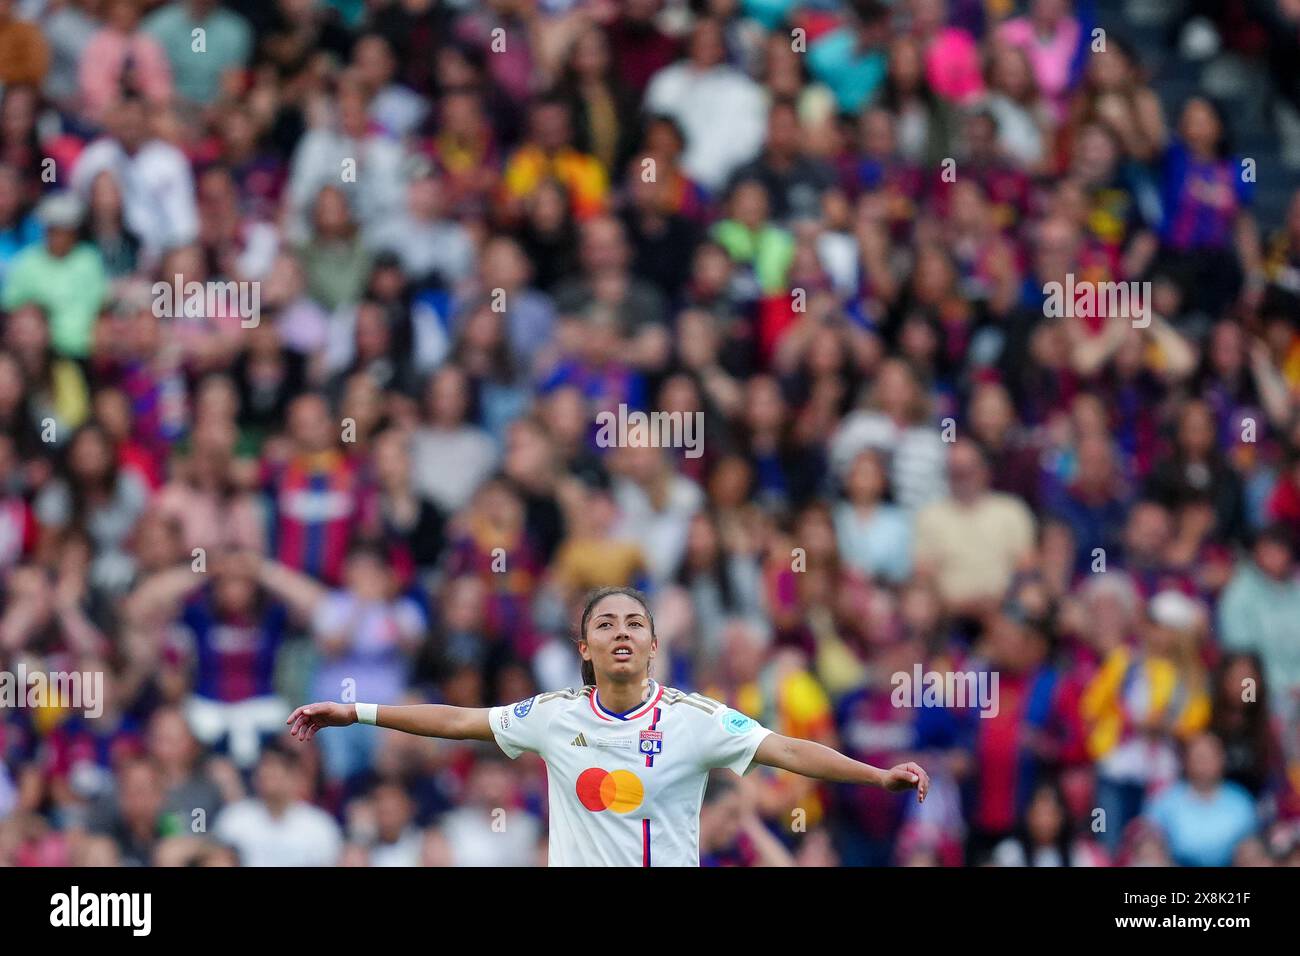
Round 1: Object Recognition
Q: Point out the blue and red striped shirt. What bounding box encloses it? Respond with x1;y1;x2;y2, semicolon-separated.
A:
264;451;373;586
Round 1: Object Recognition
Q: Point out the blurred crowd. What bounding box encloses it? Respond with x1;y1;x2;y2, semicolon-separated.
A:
1;0;1300;867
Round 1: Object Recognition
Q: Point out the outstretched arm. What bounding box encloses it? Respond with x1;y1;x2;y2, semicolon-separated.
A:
286;701;495;742
752;733;930;803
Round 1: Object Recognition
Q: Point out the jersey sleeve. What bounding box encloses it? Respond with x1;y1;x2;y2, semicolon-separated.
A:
696;705;774;776
488;696;551;760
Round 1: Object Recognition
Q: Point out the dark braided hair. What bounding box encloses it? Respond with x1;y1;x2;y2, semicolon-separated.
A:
576;586;655;687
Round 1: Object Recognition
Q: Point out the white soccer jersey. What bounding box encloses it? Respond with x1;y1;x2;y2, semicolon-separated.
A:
488;680;772;867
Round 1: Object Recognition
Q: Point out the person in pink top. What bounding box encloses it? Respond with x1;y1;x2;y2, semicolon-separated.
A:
78;0;173;122
908;0;985;105
154;415;266;558
997;0;1082;121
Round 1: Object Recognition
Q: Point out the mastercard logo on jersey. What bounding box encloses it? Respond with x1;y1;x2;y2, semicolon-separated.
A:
576;768;644;813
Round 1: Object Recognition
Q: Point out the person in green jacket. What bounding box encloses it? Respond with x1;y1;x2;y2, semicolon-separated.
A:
295;185;373;312
1217;524;1300;758
711;176;795;295
1;192;107;360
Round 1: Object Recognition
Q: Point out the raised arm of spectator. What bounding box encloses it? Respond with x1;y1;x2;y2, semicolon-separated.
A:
0;570;51;652
629;323;672;371
733;776;795;866
1235;211;1265;297
1121;230;1160;287
1133;87;1168;161
52;575;108;660
1068;312;1129;377
257;556;330;623
772;312;818;376
986;237;1022;317
123;565;208;628
529;5;589;88
857;220;899;306
1248;338;1295;429
1146;314;1197;381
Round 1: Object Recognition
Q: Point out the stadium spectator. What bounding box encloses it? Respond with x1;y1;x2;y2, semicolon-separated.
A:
0;0;1297;870
142;0;252;108
146;706;226;836
357;778;423;867
833;448;912;583
286;77;406;243
0;0;48;88
364;162;474;289
1145;731;1258;867
410;364;499;513
644;16;767;191
71;94;198;260
803;0;891;113
422;755;542;867
213;742;342;866
2;193;106;361
995;0;1080;120
1083;590;1212;852
260;543;426;780
1217;525;1300;757
86;757;166;866
913;438;1036;615
990;779;1108;866
700;770;796;866
502;95;609;225
125;549;290;766
78;0;172;122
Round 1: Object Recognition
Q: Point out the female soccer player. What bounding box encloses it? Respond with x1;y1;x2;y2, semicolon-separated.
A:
287;586;930;866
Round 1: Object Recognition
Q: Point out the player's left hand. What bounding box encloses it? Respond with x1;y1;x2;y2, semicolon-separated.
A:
882;762;930;803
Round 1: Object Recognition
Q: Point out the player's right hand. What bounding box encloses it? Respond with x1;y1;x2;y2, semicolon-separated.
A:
286;701;355;741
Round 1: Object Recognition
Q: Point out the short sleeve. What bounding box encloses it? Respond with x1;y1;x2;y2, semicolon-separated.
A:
488;696;550;760
697;706;773;776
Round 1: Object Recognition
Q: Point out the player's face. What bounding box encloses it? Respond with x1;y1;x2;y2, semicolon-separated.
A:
581;594;656;682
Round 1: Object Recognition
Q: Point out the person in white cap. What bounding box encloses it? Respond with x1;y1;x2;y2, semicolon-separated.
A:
0;191;108;360
1081;586;1211;854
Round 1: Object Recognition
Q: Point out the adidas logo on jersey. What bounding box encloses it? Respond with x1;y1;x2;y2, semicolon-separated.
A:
570;734;588;747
